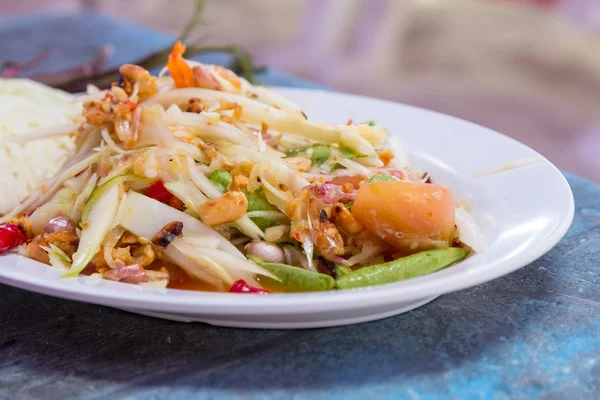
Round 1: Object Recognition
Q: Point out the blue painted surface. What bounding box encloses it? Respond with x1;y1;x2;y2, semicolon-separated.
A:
0;14;598;400
0;12;323;90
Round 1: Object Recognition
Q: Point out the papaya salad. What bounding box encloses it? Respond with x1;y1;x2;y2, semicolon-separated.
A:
0;41;484;293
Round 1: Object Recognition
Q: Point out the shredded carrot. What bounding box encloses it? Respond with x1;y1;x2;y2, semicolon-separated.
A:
167;40;196;88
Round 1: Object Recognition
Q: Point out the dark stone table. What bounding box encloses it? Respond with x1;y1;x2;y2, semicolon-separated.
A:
1;13;598;400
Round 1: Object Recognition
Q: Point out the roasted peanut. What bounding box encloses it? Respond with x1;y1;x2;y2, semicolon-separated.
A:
119;64;157;98
198;191;248;226
230;174;249;191
230;162;254;177
111;247;134;266
264;225;290;243
45;229;79;245
197;141;218;161
331;203;363;234
111;86;129;102
119;231;139;245
43;228;79;259
187;97;206;113
84;104;112;125
132;244;156;267
26;237;50;264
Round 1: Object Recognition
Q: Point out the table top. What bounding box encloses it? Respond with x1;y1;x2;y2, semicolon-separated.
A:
1;13;599;400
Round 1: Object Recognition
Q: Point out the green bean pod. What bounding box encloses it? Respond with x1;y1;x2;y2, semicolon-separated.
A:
334;264;352;279
249;256;335;292
336;248;469;289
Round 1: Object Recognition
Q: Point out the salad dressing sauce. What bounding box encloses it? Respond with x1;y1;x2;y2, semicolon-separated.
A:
151;260;220;292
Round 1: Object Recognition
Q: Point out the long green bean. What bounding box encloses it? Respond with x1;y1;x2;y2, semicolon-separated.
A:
249;256;335;292
336;248;469;289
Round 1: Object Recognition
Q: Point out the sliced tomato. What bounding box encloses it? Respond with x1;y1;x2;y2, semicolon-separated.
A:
144;180;174;203
228;280;270;294
352;181;456;252
327;175;364;189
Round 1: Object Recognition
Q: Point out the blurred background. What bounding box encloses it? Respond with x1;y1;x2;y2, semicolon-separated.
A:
1;0;600;182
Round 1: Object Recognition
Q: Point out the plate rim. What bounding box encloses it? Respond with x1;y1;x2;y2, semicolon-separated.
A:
0;87;575;315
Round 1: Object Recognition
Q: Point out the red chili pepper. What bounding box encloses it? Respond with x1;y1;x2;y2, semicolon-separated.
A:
144;180;174;203
0;223;27;253
123;100;137;110
228;280;270;294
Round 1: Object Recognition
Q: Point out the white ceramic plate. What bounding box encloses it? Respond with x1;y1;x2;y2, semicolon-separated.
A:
0;88;574;329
